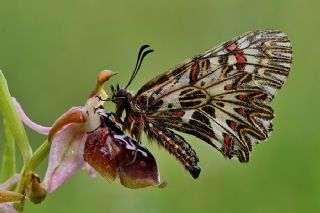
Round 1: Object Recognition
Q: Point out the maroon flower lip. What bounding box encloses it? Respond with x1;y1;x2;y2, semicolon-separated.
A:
84;113;166;189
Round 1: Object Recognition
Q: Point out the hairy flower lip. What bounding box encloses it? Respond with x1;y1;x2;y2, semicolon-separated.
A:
84;114;166;189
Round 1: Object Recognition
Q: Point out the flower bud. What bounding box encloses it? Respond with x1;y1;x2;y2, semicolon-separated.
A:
25;174;47;204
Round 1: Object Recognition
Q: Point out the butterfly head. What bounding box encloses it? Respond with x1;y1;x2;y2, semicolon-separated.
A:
110;84;132;117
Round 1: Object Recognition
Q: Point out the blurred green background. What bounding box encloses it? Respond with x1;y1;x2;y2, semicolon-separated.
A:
0;0;319;212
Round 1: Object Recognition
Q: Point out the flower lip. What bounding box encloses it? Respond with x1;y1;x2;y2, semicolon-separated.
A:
84;112;166;189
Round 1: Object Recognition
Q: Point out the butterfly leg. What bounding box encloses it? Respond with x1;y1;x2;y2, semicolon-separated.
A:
126;140;139;166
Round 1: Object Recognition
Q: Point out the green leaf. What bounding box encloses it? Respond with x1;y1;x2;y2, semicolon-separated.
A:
0;70;32;163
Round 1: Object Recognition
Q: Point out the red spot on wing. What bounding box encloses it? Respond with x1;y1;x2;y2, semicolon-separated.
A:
237;108;245;116
231;52;246;71
230;121;236;130
172;111;185;117
225;134;229;145
236;52;247;63
227;43;237;52
223;134;230;156
237;95;247;101
190;63;200;82
225;84;233;91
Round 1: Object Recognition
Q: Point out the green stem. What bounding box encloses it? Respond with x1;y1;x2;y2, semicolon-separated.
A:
14;140;50;212
0;70;34;212
0;118;16;182
29;140;50;171
14;166;28;212
0;70;32;163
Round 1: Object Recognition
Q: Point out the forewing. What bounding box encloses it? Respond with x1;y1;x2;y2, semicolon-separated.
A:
136;30;292;161
137;30;292;100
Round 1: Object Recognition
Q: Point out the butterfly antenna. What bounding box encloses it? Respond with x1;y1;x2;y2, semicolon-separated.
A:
125;45;154;89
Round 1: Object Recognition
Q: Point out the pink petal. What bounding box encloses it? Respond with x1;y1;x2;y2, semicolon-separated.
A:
0;204;19;213
84;163;96;177
0;174;20;190
43;123;87;192
12;98;51;135
48;106;85;141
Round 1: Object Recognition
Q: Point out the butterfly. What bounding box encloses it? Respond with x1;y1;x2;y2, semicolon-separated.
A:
109;30;292;178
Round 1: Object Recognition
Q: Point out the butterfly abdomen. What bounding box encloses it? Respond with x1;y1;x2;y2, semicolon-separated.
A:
147;122;201;178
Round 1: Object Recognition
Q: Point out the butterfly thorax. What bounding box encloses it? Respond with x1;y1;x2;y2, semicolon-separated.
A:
111;87;145;141
111;86;201;178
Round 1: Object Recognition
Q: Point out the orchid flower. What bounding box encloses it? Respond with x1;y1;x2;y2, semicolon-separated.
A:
15;70;166;193
0;69;166;212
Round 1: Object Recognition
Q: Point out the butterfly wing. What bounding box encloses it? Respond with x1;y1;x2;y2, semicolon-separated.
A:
135;30;292;162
